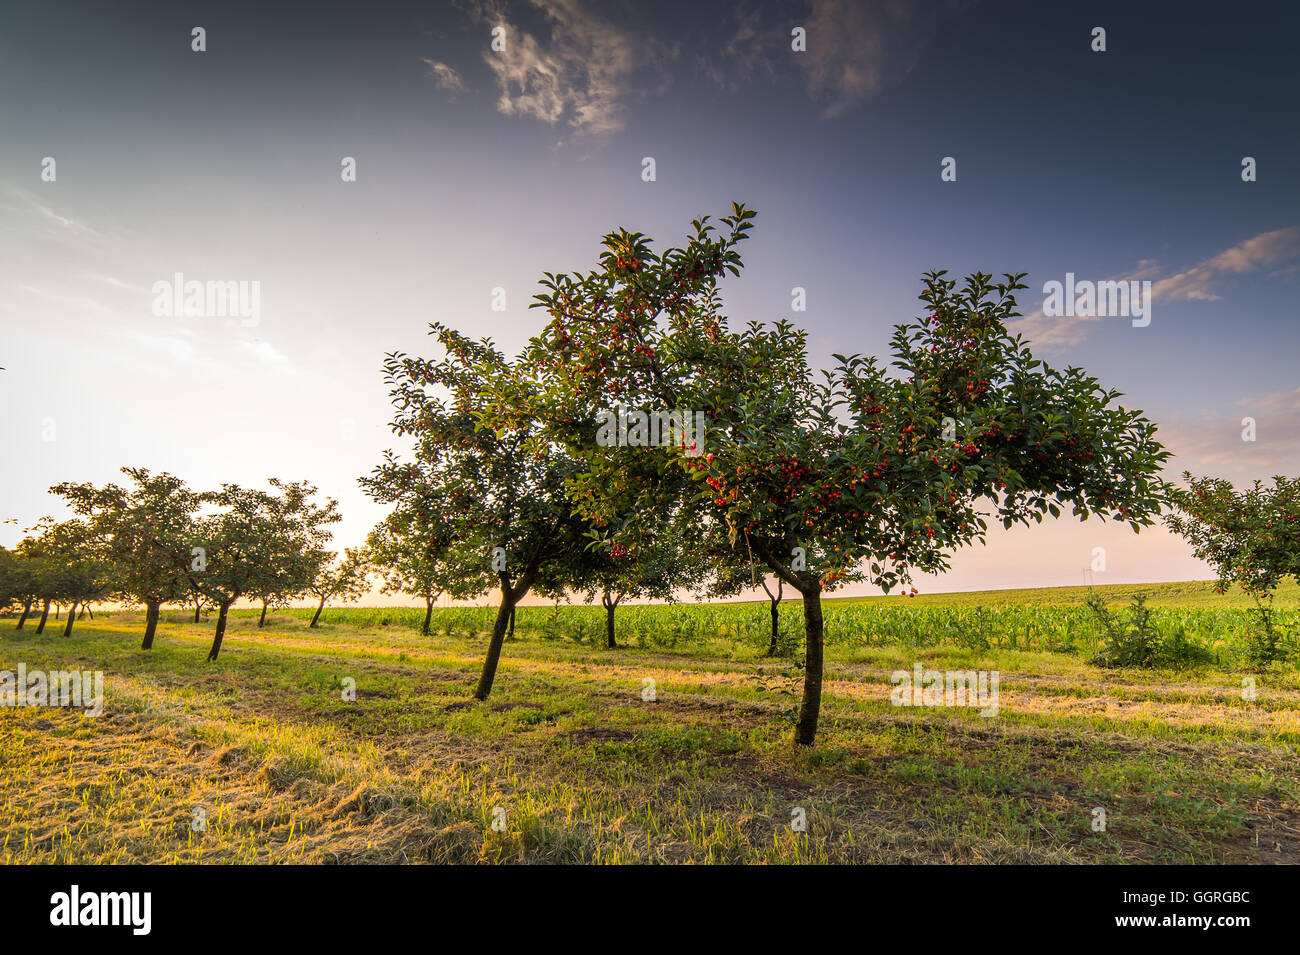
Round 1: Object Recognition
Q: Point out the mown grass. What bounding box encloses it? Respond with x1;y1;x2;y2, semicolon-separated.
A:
3;594;1298;864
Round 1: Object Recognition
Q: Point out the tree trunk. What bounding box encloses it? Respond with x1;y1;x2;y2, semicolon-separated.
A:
63;601;79;637
506;605;516;641
207;601;231;662
142;600;161;650
35;599;51;634
193;597;202;624
794;586;824;746
760;576;784;656
258;600;269;628
475;591;517;701
16;599;32;630
422;595;434;635
603;590;617;649
54;604;60;620
767;598;780;656
310;595;326;628
85;604;94;620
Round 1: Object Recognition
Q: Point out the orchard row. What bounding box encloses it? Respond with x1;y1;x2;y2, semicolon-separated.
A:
5;205;1294;745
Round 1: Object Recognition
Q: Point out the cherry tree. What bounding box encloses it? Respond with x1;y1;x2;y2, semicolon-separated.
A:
520;204;1170;745
51;468;200;649
367;510;482;635
306;546;371;628
30;517;114;638
361;324;590;700
192;480;339;661
0;540;46;630
1167;472;1299;662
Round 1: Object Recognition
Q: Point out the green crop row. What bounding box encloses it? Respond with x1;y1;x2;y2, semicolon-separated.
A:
240;595;1299;669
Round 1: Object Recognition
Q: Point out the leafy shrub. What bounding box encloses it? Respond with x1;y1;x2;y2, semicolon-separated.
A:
1242;600;1295;667
1088;593;1213;669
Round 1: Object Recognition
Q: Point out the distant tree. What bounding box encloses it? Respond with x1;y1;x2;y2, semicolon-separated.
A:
51;468;200;649
0;546;18;616
0;546;13;614
192;480;340;661
570;521;705;649
33;518;114;638
362;324;589;700
186;588;212;624
250;589;285;628
366;480;489;635
13;529;58;634
306;546;371;628
25;521;64;634
758;575;784;655
1167;472;1299;662
246;495;338;630
248;544;326;629
1167;472;1300;596
711;549;786;656
0;543;45;628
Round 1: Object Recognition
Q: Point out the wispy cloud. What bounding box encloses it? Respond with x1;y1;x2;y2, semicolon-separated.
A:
421;58;467;93
798;0;971;118
466;0;640;141
14;283;114;316
700;2;774;91
429;1;968;140
701;0;969;115
236;339;295;371
1243;385;1300;414
1159;389;1300;480
82;272;151;295
1009;226;1300;349
1;186;101;240
35;202;97;236
1151;226;1300;303
117;327;297;379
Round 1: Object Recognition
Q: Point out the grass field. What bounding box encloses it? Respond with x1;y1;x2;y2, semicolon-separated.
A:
2;582;1298;864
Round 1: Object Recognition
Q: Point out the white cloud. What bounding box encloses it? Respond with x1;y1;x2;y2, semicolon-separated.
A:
1009;226;1300;349
421;58;467;93
82;272;151;294
434;1;967;140
114;327;296;379
1243;385;1300;414
470;0;639;140
236;339;294;371
1151;226;1300;303
1;186;101;241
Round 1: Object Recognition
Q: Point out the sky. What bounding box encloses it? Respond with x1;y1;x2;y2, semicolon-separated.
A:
1;0;1298;602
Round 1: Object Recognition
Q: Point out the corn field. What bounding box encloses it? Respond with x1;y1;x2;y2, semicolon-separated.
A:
250;598;1299;668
